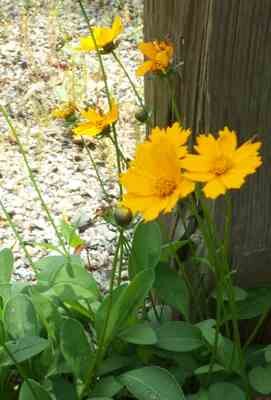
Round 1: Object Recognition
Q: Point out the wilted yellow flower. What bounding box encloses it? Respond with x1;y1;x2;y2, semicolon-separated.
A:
73;102;118;137
120;123;194;221
136;41;173;76
76;16;123;52
51;102;76;119
181;127;262;199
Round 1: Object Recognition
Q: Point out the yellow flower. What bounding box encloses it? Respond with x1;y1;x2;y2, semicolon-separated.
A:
181;127;262;199
73;102;118;137
51;102;76;119
76;16;123;52
136;40;173;76
120;123;194;221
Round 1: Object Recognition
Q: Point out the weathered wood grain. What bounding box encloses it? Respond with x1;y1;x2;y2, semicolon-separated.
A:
144;0;271;286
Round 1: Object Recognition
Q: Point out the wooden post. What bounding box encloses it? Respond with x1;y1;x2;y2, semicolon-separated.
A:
144;0;271;287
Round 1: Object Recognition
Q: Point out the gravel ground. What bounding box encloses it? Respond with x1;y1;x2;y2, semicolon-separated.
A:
0;0;144;285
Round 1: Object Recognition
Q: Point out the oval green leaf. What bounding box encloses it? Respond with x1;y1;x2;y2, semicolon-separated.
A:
4;294;40;338
156;322;202;352
119;366;185;400
19;379;52;400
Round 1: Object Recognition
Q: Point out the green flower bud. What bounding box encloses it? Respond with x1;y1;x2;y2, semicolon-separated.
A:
135;108;149;123
114;206;133;227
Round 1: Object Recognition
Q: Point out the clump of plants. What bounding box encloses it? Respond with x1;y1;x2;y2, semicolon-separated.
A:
0;1;269;399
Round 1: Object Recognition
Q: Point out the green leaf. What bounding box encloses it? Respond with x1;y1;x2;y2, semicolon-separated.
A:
19;379;52;400
154;263;189;320
160;240;190;262
187;390;209;400
129;221;162;278
156;322;202;352
88;398;112;400
98;354;135;376
265;345;271;363
194;364;224;375
60;318;94;379
235;287;271;320
0;282;29;305
35;255;67;281
59;219;86;248
118;322;157;345
0;320;5;344
51;377;78;400
119;366;185;400
4;294;40;338
199;323;241;373
212;286;247;302
249;364;271;394
0;336;49;366
208;382;246;400
31;292;61;341
0;248;13;283
96;269;154;343
92;376;123;397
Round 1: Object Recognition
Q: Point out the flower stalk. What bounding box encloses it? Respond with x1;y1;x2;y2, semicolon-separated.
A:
0;106;68;256
0;198;34;269
77;0;123;195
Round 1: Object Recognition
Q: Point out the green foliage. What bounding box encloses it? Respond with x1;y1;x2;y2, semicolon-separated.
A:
128;221;162;278
119;366;186;400
0;1;268;398
0;249;13;283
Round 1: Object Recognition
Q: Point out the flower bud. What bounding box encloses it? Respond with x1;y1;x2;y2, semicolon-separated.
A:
135;108;149;123
114;206;133;227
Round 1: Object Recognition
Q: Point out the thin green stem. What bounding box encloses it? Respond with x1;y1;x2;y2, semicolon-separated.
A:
166;76;182;124
81;136;110;201
0;106;68;256
150;292;161;322
112;51;145;108
224;192;232;261
111;125;123;195
82;230;124;396
77;0;123;194
117;238;124;286
243;308;269;350
0;199;35;269
207;290;222;385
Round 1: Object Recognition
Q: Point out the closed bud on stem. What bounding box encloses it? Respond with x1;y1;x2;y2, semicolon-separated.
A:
114;206;133;227
135;108;149;123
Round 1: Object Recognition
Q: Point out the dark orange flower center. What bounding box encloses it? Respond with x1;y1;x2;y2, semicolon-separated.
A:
155;177;177;197
213;157;232;175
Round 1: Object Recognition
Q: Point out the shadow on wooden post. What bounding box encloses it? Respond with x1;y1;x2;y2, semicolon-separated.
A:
144;0;271;287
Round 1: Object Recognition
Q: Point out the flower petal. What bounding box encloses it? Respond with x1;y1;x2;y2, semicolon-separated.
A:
203;178;226;199
181;155;211;172
194;134;219;158
218;127;237;154
73;123;101;137
183;171;215;182
138;42;157;59
112;16;123;38
136;60;153;76
219;170;245;189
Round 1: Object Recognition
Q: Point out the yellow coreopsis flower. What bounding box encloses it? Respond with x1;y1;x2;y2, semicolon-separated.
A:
51;102;76;119
181;127;262;199
120;123;195;221
73;102;118;137
136;40;174;77
76;16;123;52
